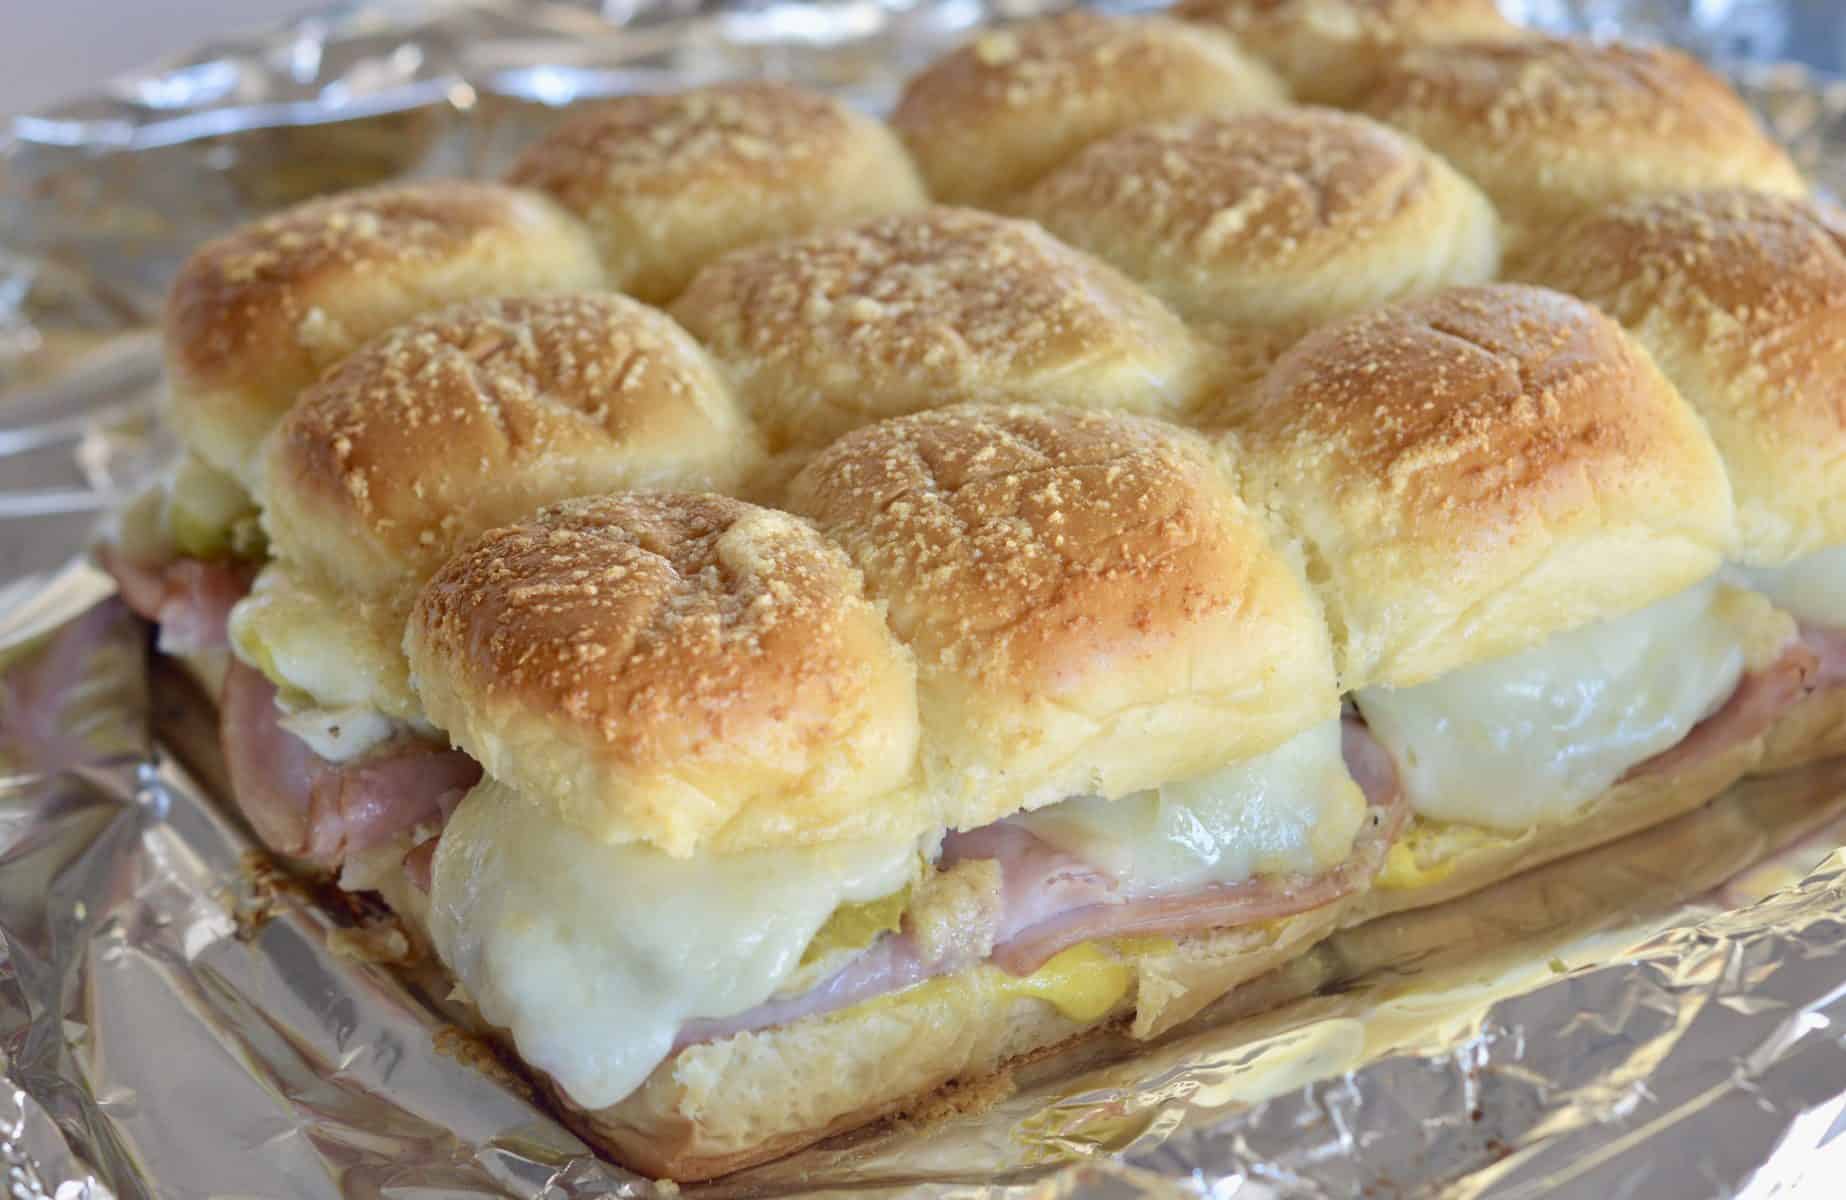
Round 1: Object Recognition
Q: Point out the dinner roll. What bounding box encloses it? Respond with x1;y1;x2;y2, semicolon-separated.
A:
164;181;603;490
1221;284;1735;690
505;83;925;304
1360;37;1805;254
670;207;1209;457
260;291;758;593
1014;108;1500;328
238;293;758;718
890;11;1284;209
1518;191;1846;567
1175;0;1520;104
787;404;1340;830
405;493;923;857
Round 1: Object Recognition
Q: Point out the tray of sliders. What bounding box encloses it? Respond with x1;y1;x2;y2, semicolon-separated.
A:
8;0;1846;1196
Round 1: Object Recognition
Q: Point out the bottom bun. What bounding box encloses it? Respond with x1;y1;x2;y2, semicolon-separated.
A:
1760;686;1846;775
1345;733;1762;925
532;906;1343;1181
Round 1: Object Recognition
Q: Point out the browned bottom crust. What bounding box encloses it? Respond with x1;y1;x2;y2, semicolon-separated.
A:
560;903;1345;1181
1760;685;1846;775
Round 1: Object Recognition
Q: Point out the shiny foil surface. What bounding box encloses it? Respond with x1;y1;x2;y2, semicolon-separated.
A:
5;2;1846;1196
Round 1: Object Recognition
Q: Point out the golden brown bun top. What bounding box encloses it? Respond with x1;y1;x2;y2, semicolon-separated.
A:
788;404;1340;827
260;293;760;601
505;83;925;304
1013;107;1501;328
890;11;1284;209
405;492;923;856
1520;191;1846;565
163;180;603;487
1175;0;1520;103
1223;284;1734;689
1361;37;1805;248
670;207;1208;455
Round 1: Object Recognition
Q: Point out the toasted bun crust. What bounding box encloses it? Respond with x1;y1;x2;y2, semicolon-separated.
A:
1222;284;1734;690
404;493;922;856
670;207;1209;455
261;293;759;601
505;83;925;305
164;181;603;488
1175;0;1520;104
1013;108;1500;328
787;404;1339;829
890;11;1284;209
567;907;1341;1181
1360;37;1805;252
1518;192;1846;566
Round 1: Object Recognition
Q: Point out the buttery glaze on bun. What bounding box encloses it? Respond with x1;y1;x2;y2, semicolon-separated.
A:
890;10;1285;209
1518;191;1846;567
1174;0;1520;104
404;492;924;857
670;207;1210;459
236;294;760;720
164;181;603;488
1360;37;1806;253
1221;284;1735;691
1013;108;1501;328
787;403;1340;828
505;83;926;304
261;293;758;594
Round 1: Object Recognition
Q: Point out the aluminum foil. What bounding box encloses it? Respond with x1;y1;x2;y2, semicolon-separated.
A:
7;1;1846;1196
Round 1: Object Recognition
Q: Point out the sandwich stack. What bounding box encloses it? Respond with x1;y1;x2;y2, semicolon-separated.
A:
97;0;1846;1180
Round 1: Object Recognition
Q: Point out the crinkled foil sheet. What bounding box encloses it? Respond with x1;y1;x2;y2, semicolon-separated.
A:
7;1;1846;1196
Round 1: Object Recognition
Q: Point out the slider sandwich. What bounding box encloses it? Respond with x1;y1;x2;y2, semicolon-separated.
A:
505;82;926;304
1518;192;1846;772
670;206;1212;488
1217;284;1815;920
220;291;759;872
1173;0;1522;105
890;9;1285;210
1360;36;1806;257
106;180;604;686
1009;106;1499;416
396;407;1404;1178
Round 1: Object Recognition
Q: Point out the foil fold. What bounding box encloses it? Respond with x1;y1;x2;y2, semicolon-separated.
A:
6;1;1846;1196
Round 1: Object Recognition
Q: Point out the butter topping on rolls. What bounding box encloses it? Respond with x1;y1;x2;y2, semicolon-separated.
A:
1220;283;1735;691
1361;37;1805;254
1175;0;1521;104
788;403;1341;828
164;180;603;490
236;292;758;721
506;83;925;304
891;10;1284;209
1014;107;1500;329
671;207;1209;459
405;493;923;857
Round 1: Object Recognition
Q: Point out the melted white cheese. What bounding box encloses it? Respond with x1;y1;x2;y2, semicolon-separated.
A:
1355;578;1750;833
1011;719;1365;895
229;563;416;724
1740;544;1846;629
429;780;922;1109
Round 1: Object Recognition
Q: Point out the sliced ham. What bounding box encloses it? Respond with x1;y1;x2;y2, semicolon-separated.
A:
1622;639;1817;783
100;547;253;653
987;720;1408;974
1799;625;1846;690
674;720;1405;1047
221;658;480;867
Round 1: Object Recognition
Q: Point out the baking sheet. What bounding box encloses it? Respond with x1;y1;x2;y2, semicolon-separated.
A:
6;2;1846;1196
